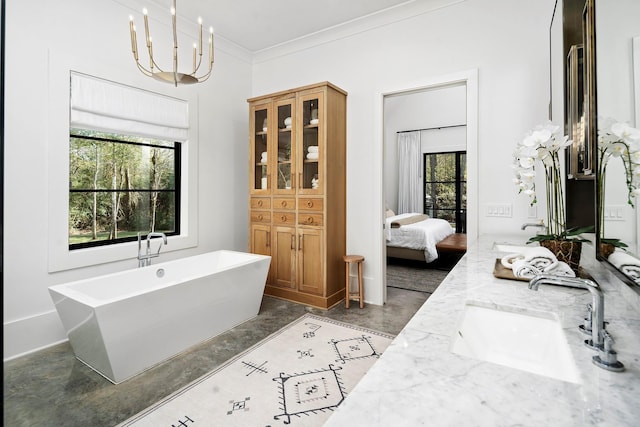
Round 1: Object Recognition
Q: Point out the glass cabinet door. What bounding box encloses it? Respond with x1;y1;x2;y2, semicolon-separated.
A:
251;104;270;193
275;99;295;194
298;93;323;194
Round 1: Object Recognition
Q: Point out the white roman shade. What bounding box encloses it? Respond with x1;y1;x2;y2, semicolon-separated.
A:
70;72;189;142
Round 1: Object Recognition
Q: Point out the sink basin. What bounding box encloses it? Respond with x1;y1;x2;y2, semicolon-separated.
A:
492;242;539;254
450;303;581;383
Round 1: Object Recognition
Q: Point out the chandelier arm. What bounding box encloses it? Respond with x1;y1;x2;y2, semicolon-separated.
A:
135;61;154;77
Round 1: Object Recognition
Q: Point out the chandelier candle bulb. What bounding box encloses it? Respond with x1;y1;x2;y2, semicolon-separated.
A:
198;17;203;54
143;8;150;47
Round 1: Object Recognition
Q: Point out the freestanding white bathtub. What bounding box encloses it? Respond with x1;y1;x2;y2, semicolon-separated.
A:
48;250;271;384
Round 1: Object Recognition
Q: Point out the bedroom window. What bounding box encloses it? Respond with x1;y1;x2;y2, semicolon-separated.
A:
423;151;466;233
69;129;181;249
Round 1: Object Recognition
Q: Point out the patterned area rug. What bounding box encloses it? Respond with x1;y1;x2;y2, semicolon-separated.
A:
117;314;393;427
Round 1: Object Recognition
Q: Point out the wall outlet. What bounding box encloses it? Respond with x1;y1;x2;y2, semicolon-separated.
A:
486;203;512;218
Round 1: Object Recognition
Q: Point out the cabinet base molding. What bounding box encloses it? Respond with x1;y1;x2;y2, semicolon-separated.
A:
264;285;345;310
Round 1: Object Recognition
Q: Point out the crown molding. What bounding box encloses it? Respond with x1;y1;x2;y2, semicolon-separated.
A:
252;0;466;64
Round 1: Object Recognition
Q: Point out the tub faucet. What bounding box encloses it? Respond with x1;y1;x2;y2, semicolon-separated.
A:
137;232;168;267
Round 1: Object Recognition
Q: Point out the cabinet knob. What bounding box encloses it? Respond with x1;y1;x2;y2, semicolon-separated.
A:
281;215;287;222
306;200;313;208
257;200;263;207
257;214;263;220
281;201;287;207
307;216;313;224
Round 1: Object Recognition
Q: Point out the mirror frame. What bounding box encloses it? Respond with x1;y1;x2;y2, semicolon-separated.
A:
593;0;640;295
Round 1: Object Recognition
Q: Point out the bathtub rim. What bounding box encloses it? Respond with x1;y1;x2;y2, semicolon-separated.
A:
48;250;271;308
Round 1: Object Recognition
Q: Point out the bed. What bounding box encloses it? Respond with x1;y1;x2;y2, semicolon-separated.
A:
385;212;454;263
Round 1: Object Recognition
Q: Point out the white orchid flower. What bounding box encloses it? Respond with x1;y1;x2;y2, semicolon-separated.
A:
519;157;535;168
607;142;627;158
611;122;640;145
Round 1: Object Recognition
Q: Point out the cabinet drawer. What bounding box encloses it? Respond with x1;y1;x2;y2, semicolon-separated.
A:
298;213;323;226
274;198;296;210
298;198;324;211
273;212;296;225
250;211;271;223
251;197;271;210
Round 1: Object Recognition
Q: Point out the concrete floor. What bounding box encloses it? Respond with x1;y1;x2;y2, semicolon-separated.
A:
4;287;428;427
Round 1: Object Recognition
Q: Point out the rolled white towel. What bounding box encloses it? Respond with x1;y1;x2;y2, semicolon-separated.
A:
544;261;576;277
523;247;558;272
512;260;542;279
307;146;318;153
306;152;319;160
501;253;525;270
608;250;640;269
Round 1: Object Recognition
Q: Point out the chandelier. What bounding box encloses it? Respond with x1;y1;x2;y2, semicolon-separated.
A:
128;0;214;86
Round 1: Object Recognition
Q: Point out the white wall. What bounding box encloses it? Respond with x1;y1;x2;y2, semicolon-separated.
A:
3;0;252;359
252;0;556;304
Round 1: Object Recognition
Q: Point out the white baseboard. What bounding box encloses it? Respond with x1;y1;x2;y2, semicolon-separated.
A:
4;310;68;361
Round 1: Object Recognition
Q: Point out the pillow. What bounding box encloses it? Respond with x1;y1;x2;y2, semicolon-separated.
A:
385;208;396;218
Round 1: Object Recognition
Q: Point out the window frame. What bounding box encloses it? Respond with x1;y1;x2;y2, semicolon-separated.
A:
68;130;182;250
423;150;467;233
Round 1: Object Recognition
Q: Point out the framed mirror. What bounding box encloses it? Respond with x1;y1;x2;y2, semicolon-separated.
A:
595;0;640;293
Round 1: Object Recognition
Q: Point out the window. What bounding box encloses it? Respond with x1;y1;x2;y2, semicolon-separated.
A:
424;151;466;233
69;129;180;249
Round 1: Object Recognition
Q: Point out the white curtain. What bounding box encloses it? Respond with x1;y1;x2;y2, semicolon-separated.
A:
397;131;422;214
70;72;189;142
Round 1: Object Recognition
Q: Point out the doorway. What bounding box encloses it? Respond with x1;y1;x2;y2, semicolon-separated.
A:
376;69;478;304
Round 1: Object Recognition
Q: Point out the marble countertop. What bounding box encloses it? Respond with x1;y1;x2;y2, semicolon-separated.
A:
325;234;640;426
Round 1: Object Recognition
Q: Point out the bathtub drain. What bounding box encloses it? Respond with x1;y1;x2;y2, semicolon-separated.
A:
156;268;165;278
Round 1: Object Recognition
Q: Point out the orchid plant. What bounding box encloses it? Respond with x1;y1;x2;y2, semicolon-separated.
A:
512;123;583;242
597;118;640;247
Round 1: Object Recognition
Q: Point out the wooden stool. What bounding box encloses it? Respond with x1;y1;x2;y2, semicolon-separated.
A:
344;255;365;308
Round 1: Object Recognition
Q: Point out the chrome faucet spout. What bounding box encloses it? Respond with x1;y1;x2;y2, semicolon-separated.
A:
521;222;548;233
528;274;604;348
147;232;168;253
137;232;168;267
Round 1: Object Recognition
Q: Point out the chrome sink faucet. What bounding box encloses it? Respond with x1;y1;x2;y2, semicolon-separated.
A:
521;221;548;234
137;232;168;267
528;275;603;348
528;274;624;372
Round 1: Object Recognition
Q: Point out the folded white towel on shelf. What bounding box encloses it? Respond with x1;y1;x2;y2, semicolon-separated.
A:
307;146;318;153
306;152;319;160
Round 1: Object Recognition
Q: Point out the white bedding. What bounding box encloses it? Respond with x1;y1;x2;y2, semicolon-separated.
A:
386;213;454;263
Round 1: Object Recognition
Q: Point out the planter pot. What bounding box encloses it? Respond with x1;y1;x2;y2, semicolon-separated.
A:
599;242;615;259
540;240;582;274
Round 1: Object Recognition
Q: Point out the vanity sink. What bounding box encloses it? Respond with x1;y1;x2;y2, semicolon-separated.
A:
450;303;581;383
492;242;538;254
